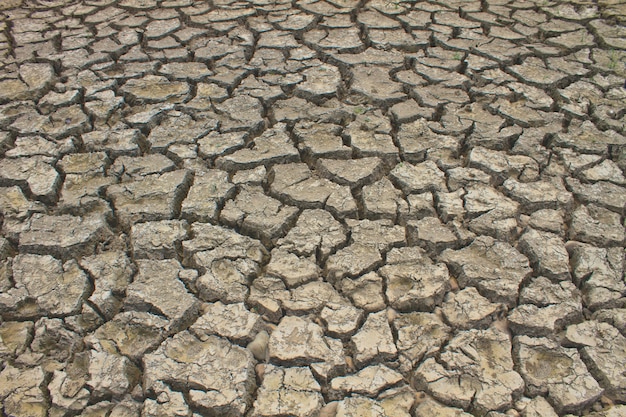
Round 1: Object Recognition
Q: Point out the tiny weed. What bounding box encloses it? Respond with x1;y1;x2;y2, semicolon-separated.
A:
608;49;619;70
353;106;366;115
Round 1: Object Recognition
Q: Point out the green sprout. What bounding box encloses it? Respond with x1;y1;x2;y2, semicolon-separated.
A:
608;49;619;70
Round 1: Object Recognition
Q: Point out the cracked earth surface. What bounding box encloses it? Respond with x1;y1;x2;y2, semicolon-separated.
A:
0;0;625;416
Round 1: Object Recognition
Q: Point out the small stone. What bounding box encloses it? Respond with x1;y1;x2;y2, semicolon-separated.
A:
352;310;397;368
247;330;270;362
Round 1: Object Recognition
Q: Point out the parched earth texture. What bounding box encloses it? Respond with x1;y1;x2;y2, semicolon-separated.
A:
0;0;625;416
